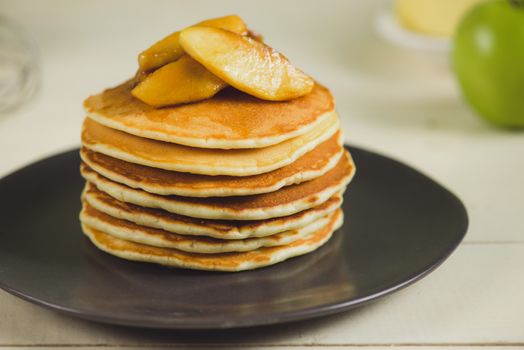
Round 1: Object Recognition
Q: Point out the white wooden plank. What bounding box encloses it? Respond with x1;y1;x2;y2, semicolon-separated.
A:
0;244;522;346
1;347;523;350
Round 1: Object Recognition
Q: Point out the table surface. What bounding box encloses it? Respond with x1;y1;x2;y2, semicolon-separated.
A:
0;0;523;348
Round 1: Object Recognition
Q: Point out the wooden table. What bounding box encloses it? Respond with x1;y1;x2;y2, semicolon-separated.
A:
1;0;522;348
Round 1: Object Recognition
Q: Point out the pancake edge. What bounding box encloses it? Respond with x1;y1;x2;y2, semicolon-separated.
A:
81;209;343;272
81;116;340;176
82;185;343;239
80;202;333;254
86;109;336;150
79;134;343;197
80;152;354;220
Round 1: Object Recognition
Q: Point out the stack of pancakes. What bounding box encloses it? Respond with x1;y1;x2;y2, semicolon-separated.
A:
79;81;355;271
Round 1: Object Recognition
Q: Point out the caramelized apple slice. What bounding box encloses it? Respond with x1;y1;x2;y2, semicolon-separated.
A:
247;29;264;43
138;15;248;72
180;27;314;101
131;55;227;107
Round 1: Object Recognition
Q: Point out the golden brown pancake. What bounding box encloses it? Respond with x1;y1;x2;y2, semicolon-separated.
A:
80;201;333;254
79;130;343;197
81;114;339;176
80;150;355;220
84;80;335;149
81;209;343;271
83;183;343;239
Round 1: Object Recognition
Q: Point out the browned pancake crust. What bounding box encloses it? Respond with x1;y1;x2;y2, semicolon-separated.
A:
84;80;334;144
82;202;221;244
83;183;342;234
81;151;354;211
83;209;341;269
82;202;313;249
80;130;342;194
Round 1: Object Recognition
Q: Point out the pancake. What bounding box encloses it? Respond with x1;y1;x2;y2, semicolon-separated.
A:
81;114;339;176
84;80;335;149
81;209;343;271
79;131;343;197
83;184;343;239
80;201;333;254
80;150;355;220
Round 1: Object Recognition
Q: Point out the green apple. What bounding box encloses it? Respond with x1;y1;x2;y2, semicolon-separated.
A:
452;0;524;128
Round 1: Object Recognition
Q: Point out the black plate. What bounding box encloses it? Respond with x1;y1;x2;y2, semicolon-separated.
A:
0;146;467;329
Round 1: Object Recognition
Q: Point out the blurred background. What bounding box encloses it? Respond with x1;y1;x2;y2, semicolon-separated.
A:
0;0;522;241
